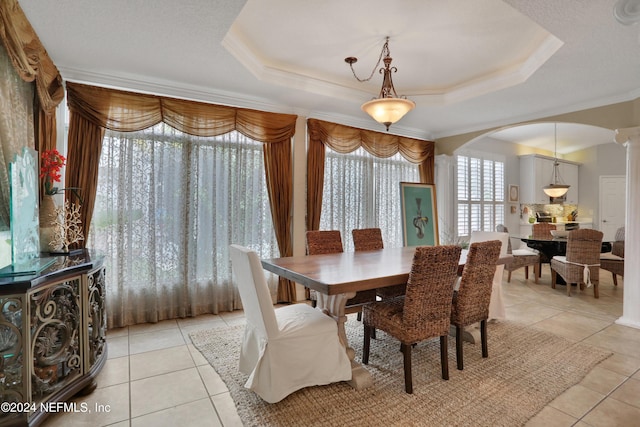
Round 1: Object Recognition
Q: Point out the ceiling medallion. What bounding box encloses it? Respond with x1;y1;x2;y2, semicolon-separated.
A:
614;0;640;25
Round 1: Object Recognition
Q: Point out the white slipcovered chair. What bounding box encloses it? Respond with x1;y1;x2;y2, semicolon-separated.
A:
229;244;352;403
468;231;510;320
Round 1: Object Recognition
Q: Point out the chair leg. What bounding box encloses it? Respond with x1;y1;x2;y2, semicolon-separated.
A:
567;282;572;296
401;343;413;394
480;319;488;358
357;312;362;321
524;266;528;280
534;264;539;284
538;262;542;278
363;325;371;364
507;270;512;283
594;282;599;299
371;327;376;339
551;270;557;289
456;325;464;370
440;335;449;380
612;273;618;286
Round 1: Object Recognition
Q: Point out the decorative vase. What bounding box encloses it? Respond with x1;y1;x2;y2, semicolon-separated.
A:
39;196;62;253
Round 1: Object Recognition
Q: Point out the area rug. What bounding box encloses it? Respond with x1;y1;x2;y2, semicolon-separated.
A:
189;317;611;427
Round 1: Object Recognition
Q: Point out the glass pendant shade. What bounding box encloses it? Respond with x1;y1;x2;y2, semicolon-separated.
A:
543;182;570;197
361;98;415;131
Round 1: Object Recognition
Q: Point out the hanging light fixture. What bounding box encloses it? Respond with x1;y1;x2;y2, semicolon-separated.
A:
345;37;415;131
543;123;570;198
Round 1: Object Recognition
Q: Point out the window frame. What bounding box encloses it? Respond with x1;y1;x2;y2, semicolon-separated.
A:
455;149;505;238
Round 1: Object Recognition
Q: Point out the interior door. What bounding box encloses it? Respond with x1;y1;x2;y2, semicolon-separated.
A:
599;175;626;241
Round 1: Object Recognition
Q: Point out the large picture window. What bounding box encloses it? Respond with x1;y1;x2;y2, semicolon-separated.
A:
88;124;278;326
320;147;419;250
456;151;505;237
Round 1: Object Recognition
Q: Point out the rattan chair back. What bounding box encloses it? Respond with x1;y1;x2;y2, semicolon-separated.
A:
401;245;462;332
352;228;384;251
451;240;501;327
532;223;556;237
306;230;344;255
565;229;603;265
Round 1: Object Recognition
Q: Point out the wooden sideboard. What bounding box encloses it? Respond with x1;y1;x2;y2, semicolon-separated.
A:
0;250;106;427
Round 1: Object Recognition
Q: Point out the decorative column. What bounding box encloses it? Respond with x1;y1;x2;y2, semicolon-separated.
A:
615;126;640;329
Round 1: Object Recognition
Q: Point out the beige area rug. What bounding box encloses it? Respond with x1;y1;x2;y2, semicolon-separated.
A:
189;316;611;427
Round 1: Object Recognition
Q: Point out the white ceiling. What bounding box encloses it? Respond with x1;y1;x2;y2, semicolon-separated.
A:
17;0;640;152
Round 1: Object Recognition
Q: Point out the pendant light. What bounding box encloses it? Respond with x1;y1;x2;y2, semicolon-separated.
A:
345;37;415;131
543;123;570;198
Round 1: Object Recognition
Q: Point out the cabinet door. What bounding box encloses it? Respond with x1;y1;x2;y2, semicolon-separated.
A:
0;294;27;426
519;156;553;204
558;162;579;204
85;266;107;372
535;157;555;204
29;277;83;404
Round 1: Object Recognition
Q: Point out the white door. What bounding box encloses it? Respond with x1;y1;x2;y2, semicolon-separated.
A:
599;175;626;241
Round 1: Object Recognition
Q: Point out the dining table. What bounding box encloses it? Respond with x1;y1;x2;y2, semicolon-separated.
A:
261;245;512;389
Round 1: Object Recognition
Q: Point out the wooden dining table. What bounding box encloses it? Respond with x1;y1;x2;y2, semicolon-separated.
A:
261;246;511;389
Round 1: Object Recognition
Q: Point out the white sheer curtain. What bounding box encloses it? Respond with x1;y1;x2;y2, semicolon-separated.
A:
0;44;35;231
88;124;279;328
320;147;419;251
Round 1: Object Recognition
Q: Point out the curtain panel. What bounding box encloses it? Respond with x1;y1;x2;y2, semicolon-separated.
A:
0;0;64;202
306;118;435;231
65;82;297;300
0;44;35;229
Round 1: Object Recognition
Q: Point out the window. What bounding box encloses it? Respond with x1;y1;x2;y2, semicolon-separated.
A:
456;151;505;237
320;147;419;250
88;124;278;325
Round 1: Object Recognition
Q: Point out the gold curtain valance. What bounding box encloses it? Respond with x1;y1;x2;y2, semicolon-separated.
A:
307;118;434;164
0;0;64;113
66;82;297;144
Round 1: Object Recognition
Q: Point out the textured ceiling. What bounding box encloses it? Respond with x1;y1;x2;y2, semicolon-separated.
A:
17;0;640;151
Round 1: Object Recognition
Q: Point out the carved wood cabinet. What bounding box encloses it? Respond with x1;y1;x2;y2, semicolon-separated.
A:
0;251;106;426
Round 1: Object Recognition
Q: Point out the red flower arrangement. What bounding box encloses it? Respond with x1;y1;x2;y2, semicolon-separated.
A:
40;149;66;195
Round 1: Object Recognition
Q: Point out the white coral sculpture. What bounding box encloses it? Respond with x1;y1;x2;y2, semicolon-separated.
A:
51;200;84;252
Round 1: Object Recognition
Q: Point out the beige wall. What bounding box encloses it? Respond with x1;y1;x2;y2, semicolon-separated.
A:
435;99;640;155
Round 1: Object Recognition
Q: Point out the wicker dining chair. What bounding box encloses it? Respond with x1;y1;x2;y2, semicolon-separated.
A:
550;229;604;298
352;228;406;299
532;223;557;237
532;223;557;277
362;245;462;394
450;240;502;371
496;225;540;283
600;226;625;286
306;230;377;314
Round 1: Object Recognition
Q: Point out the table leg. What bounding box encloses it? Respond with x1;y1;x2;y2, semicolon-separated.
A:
316;292;373;390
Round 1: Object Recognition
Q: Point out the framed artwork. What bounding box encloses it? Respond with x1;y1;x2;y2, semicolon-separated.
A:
509;184;519;203
400;182;439;246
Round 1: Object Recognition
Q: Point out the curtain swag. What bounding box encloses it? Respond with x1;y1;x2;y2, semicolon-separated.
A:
0;0;64;114
306;118;434;182
0;0;64;202
66;82;296;143
65;82;297;301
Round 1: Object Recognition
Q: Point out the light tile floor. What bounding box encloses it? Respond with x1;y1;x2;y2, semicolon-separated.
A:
42;267;639;427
